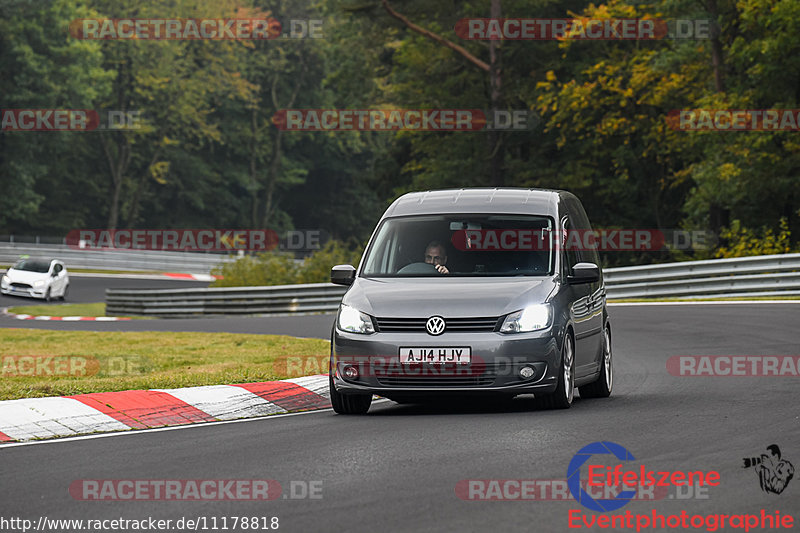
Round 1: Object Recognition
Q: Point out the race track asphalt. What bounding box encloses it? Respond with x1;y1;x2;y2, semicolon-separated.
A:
1;302;798;533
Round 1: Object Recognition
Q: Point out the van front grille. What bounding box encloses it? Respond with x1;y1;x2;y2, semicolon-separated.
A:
374;316;500;333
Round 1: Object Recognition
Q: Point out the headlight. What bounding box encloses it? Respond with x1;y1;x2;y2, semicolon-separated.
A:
500;304;552;333
1;275;8;285
33;279;47;288
337;304;375;334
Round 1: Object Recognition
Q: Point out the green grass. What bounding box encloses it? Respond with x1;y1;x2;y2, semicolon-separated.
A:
7;302;150;319
0;329;330;400
610;295;800;303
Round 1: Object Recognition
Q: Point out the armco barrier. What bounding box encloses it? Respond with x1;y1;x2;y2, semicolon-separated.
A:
106;283;348;317
602;253;800;299
105;253;800;317
0;242;234;273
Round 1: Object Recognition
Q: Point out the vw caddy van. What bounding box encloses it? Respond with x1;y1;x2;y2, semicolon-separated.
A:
329;188;612;414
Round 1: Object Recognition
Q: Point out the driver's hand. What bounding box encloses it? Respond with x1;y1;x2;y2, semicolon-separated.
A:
436;264;449;274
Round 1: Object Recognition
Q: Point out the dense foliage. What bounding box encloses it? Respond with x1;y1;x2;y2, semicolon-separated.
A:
211;240;363;286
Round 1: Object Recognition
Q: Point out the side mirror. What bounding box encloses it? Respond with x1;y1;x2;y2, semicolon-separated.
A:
568;262;600;284
331;264;356;286
51;271;58;278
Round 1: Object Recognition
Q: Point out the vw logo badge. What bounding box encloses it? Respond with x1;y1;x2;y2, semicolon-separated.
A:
426;316;446;336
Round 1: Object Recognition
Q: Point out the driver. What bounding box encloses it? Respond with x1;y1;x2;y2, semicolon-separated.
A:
424;241;449;274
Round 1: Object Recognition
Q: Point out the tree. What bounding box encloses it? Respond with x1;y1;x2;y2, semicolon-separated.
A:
0;0;113;232
89;0;254;230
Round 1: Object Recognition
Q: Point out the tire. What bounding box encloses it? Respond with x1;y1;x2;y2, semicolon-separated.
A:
329;374;372;415
538;332;575;410
44;288;52;303
579;325;613;398
60;284;69;302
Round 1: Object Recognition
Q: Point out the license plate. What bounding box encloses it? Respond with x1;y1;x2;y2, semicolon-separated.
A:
399;347;471;364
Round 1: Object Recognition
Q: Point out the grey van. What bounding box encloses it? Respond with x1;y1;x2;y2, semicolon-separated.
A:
329;188;612;414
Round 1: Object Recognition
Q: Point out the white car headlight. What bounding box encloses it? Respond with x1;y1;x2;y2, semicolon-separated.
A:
33;279;47;288
1;274;8;286
500;304;552;333
337;304;375;334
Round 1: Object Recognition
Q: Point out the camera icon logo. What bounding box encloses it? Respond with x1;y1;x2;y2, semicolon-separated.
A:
742;445;794;495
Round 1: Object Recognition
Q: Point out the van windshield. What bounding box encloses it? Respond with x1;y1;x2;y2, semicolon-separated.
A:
361;215;554;277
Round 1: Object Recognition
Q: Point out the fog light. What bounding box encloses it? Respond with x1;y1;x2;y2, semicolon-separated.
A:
343;365;359;379
519;366;535;379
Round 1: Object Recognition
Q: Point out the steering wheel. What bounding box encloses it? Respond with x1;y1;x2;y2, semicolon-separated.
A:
397;262;439;274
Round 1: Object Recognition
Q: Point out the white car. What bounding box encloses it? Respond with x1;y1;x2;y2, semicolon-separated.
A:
0;258;69;302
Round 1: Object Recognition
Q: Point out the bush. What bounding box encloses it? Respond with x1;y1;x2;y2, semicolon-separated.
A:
715;218;797;258
296;240;364;284
211;253;299;287
211;240;364;287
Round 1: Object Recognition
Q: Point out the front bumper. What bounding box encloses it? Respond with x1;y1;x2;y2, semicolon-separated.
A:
0;286;46;298
332;328;561;397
